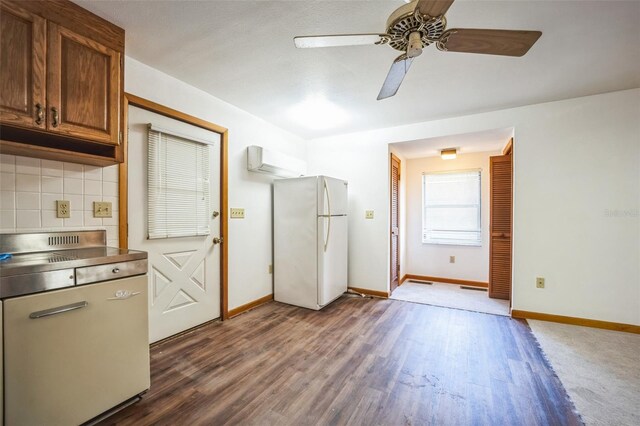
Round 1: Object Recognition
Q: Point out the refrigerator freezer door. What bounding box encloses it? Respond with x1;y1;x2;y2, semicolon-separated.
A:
318;176;348;217
317;215;348;306
274;177;320;310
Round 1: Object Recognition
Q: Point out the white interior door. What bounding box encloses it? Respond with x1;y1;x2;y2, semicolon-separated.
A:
128;105;221;343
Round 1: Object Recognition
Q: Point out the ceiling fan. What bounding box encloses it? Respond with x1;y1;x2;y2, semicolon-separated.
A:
294;0;542;100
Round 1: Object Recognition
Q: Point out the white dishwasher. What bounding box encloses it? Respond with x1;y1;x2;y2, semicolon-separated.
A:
0;231;150;425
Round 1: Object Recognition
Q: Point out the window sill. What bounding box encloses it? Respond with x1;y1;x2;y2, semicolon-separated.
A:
422;241;482;247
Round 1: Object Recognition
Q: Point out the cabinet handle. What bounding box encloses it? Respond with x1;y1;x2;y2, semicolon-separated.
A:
51;107;59;127
29;301;88;319
35;103;44;125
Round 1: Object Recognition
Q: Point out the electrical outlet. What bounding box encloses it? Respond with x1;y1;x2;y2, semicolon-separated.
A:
56;200;70;218
536;277;545;289
93;201;112;218
365;210;374;219
230;208;245;219
268;264;273;274
450;256;456;263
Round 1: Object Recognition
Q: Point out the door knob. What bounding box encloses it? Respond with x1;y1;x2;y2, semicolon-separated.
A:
212;211;220;218
212;237;223;245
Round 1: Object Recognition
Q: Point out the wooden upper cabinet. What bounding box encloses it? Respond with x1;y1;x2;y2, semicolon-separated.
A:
0;0;124;165
47;23;121;145
0;2;46;129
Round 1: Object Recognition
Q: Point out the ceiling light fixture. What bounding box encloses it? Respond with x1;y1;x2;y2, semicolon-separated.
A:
287;96;349;130
441;148;457;160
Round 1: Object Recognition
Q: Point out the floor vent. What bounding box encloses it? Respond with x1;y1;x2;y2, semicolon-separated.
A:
408;279;433;285
460;286;487;292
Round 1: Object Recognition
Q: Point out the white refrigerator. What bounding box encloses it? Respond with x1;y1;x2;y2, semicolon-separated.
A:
274;176;348;310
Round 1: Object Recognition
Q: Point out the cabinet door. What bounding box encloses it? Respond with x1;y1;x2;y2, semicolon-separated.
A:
0;1;46;129
47;22;121;145
0;301;3;425
4;276;150;425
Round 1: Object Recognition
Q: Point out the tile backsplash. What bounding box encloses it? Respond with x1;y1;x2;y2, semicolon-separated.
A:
0;154;120;247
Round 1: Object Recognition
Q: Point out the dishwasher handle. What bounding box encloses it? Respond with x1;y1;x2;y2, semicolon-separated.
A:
29;301;88;319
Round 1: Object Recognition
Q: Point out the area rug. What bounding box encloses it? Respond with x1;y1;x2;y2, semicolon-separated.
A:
390;281;510;316
528;320;640;426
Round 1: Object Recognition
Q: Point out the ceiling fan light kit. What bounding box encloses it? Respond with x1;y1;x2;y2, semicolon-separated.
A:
406;31;424;58
294;0;542;100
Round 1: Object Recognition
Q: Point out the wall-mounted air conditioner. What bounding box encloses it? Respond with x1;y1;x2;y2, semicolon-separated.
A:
247;145;306;178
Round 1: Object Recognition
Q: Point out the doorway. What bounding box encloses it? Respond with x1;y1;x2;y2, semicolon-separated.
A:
388;129;513;316
390;153;401;293
120;95;228;343
489;140;513;300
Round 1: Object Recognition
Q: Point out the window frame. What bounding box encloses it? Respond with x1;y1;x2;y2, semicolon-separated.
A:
421;169;482;247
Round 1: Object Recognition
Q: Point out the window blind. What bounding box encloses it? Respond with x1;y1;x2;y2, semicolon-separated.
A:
148;126;210;239
422;170;481;246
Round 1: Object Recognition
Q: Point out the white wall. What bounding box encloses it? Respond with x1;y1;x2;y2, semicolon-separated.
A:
125;57;306;310
0;156;120;246
405;151;500;282
308;88;640;325
306;138;390;291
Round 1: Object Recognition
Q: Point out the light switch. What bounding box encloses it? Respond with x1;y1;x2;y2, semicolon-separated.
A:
365;210;374;219
230;208;245;219
93;201;112;218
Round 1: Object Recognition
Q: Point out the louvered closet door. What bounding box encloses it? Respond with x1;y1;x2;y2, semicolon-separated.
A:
390;154;400;292
489;154;513;300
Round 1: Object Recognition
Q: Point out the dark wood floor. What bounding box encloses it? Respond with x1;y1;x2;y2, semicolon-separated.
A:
101;296;582;425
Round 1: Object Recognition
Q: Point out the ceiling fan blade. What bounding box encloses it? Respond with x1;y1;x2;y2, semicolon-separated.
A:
294;34;389;48
377;54;414;100
438;28;542;56
415;0;455;17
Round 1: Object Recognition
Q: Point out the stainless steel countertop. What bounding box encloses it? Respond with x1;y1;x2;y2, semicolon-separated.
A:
0;231;148;299
0;246;147;277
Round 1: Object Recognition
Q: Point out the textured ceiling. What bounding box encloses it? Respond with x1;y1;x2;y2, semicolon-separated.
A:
76;1;640;139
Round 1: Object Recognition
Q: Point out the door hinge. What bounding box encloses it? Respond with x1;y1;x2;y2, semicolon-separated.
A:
119;131;123;143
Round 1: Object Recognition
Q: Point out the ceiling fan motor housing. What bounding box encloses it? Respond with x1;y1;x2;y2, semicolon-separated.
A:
385;1;446;52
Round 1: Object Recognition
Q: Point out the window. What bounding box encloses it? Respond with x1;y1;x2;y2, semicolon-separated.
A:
422;170;481;246
147;125;210;239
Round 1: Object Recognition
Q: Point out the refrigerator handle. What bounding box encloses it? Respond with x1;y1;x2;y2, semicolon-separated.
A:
324;180;331;252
